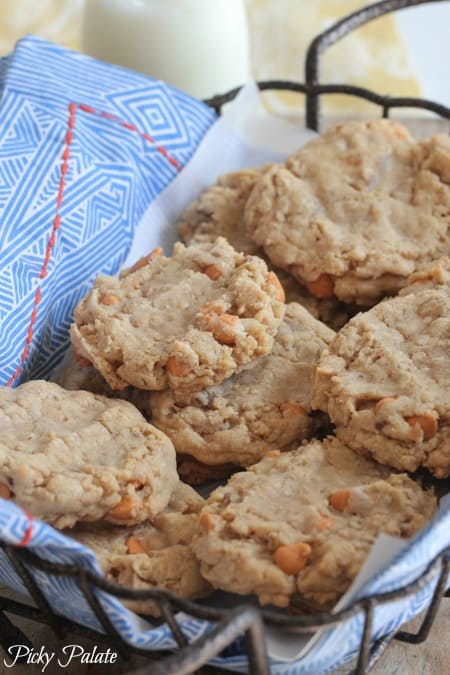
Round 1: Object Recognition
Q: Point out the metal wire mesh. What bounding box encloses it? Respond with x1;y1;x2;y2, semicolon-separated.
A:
0;542;449;674
1;1;450;673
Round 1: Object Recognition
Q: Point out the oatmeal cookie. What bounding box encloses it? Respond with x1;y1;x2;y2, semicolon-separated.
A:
178;168;264;257
193;438;436;607
313;274;450;477
71;237;285;394
150;303;334;468
245;120;450;306
178;169;352;330
71;482;211;615
53;349;152;418
0;381;177;528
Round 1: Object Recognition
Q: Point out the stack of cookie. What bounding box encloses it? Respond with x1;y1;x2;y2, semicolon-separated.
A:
2;118;448;614
0;380;211;613
66;234;336;482
177;119;448;609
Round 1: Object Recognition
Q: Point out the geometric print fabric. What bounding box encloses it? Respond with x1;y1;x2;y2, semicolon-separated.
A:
0;36;215;385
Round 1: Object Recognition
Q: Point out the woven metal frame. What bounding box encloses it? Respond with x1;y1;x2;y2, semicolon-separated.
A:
0;543;449;674
1;1;450;673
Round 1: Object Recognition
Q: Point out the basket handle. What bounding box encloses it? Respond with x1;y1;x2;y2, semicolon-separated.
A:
305;0;449;129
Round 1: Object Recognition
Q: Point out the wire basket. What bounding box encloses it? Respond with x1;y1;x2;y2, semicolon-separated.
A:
1;1;450;674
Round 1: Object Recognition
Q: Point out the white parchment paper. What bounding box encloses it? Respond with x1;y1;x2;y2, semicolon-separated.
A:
124;80;316;266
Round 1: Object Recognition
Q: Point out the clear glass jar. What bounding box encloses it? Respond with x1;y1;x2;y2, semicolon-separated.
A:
82;0;251;99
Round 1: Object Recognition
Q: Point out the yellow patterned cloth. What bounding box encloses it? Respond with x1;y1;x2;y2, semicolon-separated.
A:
0;0;420;113
0;0;83;53
245;0;421;113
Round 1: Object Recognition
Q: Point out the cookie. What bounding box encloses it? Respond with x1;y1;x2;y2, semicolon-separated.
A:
0;381;177;528
71;482;211;615
178;169;352;330
313;268;450;476
178;168;265;257
149;303;334;468
193;438;436;608
245;120;450;306
53;349;152;419
53;348;113;395
71;237;285;394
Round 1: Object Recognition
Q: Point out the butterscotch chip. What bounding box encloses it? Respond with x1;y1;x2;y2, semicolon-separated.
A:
0;381;177;528
71;237;285;394
265;271;286;303
313;262;450;476
101;294;119;306
178;168;353;330
71;483;211;615
149;303;334;468
328;489;350;512
204;264;223;280
125;535;146;554
166;355;193;378
108;496;140;522
196;312;240;346
406;414;438;442
193;438;436;608
273;542;311;575
306;275;335;299
123;248;163;275
281;401;306;416
245;120;450;306
374;397;397;415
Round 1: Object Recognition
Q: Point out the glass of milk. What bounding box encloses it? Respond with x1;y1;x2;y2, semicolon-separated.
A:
82;0;251;99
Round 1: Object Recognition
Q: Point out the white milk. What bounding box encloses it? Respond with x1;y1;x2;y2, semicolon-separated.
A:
82;0;251;99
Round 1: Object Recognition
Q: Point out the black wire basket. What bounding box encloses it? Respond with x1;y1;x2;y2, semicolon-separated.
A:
1;1;450;674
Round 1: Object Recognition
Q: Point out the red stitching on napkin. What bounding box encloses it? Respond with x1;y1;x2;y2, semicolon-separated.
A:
77;103;182;170
7;101;183;387
6;102;77;386
17;510;34;547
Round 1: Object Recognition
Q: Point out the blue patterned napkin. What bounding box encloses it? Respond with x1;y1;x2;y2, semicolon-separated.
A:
0;36;215;387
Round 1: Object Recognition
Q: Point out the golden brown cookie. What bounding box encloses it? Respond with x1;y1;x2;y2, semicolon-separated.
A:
193;438;436;608
0;381;177;528
313;262;450;477
71;482;211;615
53;349;152;419
245;120;450;306
150;303;334;468
71;237;285;395
178;168;352;330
